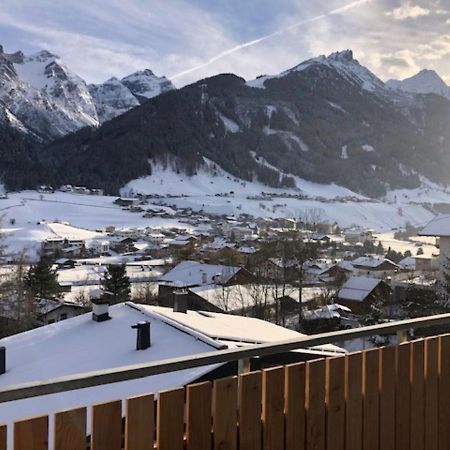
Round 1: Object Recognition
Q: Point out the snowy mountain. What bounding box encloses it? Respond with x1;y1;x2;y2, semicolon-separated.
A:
0;45;175;139
89;70;175;123
42;50;450;198
387;69;450;100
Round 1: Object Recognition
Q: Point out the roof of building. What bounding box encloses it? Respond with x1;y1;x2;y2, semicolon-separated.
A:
420;215;450;237
0;302;221;426
337;276;384;302
351;256;398;269
159;261;241;286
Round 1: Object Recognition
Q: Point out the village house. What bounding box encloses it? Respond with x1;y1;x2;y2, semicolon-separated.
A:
350;256;399;278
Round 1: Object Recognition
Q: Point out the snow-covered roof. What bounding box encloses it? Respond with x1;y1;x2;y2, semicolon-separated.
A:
420;215;450;237
0;303;221;426
337;276;383;302
398;256;416;270
143;305;344;353
159;261;241;286
351;256;398;269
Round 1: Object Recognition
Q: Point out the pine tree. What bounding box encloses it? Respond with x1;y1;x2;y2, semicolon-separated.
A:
101;264;131;304
25;261;59;299
364;294;385;325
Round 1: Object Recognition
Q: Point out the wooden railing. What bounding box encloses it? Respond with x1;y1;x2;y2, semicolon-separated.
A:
2;334;450;449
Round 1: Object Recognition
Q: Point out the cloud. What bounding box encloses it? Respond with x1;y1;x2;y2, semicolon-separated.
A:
385;2;430;20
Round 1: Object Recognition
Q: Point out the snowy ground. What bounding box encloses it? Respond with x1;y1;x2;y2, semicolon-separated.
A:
0;164;446;260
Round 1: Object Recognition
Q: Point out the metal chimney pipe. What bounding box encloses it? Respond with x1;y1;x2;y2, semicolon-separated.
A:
0;347;5;375
131;321;151;350
173;291;188;313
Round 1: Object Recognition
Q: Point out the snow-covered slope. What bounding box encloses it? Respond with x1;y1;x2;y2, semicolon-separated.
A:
0;45;175;137
247;50;386;93
387;69;450;100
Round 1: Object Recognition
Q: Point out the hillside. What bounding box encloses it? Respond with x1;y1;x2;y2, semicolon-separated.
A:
42;51;450;198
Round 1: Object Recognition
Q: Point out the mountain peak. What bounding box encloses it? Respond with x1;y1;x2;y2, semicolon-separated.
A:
327;49;354;62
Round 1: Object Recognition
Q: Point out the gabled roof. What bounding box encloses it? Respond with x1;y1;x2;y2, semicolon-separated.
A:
0;303;221;426
338;276;384;302
420;215;450;237
351;256;398;269
159;261;241;286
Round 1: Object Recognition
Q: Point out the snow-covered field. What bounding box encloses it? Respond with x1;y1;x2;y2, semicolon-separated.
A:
0;163;445;260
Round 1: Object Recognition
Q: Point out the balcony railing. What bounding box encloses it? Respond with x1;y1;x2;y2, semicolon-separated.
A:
1;313;450;449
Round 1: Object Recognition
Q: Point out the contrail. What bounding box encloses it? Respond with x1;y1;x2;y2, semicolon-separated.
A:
171;0;373;80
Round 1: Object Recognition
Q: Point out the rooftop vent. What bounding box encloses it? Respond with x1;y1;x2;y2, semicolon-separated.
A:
131;321;151;350
173;290;188;313
91;298;111;322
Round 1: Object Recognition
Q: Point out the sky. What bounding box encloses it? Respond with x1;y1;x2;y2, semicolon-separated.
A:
0;0;449;87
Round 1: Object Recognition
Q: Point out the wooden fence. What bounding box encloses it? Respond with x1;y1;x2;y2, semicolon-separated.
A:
2;334;450;450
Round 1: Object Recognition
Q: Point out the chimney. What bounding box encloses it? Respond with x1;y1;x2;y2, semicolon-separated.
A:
173;290;188;313
0;347;5;375
131;321;151;350
91;298;111;322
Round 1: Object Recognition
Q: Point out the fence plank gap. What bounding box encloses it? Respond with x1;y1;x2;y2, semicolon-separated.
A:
306;359;326;450
187;382;212;450
326;356;345;450
91;400;121;450
345;352;362;450
439;334;450;450
425;337;439;450
14;415;48;450
285;362;305;450
396;343;411;450
410;339;425;450
362;348;379;450
239;371;262;450
262;366;284;450
380;345;396;450
125;394;154;450
213;377;238;450
0;425;5;450
157;387;184;450
54;407;86;450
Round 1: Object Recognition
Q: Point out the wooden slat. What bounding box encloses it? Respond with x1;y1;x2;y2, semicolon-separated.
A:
425;337;439;450
157;387;185;450
213;377;237;450
91;400;121;450
262;366;284;450
439;334;450;450
345;352;362;450
326;356;345;450
306;359;326;450
125;394;154;450
0;425;6;450
410;339;425;450
379;345;396;450
54;408;86;450
396;343;411;450
239;371;262;450
362;348;379;450
187;382;212;450
285;363;305;450
14;415;48;450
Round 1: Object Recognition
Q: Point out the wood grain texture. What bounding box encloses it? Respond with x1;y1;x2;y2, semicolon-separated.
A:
14;415;48;450
379;346;396;450
239;371;262;450
410;339;425;450
262;366;284;450
362;348;380;450
0;425;6;450
54;408;86;450
285;363;305;450
306;359;326;450
187;382;212;450
157;387;185;450
396;343;411;450
425;337;439;450
125;394;154;450
326;356;345;450
345;352;363;450
213;377;238;450
91;400;121;450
